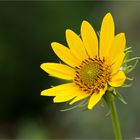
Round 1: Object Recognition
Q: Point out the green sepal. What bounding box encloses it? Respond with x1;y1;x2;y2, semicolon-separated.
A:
126;77;134;81
123;47;139;75
124;57;140;64
124;47;132;52
122;83;132;88
60;98;87;112
107;86;116;95
104;89;127;106
105;110;111;117
113;90;127;105
99;99;105;107
123;59;139;74
79;107;89;112
97;31;100;38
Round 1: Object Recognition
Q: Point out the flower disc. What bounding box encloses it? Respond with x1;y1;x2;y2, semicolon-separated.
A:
74;57;111;93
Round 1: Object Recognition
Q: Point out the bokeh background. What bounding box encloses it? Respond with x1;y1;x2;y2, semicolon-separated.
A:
0;1;140;139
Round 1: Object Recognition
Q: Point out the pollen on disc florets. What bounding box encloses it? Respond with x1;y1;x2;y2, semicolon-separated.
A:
74;57;111;94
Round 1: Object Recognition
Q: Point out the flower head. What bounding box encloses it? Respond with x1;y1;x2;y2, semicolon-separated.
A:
41;13;126;110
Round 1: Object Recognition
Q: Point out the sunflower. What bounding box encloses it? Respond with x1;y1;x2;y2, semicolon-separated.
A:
41;13;126;110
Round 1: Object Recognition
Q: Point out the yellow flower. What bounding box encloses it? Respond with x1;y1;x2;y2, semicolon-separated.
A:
41;13;126;110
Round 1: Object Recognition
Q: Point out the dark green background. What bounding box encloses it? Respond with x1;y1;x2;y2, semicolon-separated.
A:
0;1;140;139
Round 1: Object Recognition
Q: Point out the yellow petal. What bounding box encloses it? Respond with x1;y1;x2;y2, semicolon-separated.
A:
53;90;78;103
40;63;75;80
69;92;90;105
100;13;115;59
41;83;76;96
51;42;80;67
88;85;107;110
109;33;126;63
66;29;88;62
81;20;98;58
109;71;126;87
111;53;125;75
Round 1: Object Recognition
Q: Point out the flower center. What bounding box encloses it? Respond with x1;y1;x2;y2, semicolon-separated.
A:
74;57;111;94
79;62;101;86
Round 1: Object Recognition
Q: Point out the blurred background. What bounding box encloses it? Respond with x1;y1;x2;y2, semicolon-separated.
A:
0;1;140;139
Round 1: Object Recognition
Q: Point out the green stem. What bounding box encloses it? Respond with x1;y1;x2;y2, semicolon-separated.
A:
104;93;122;140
